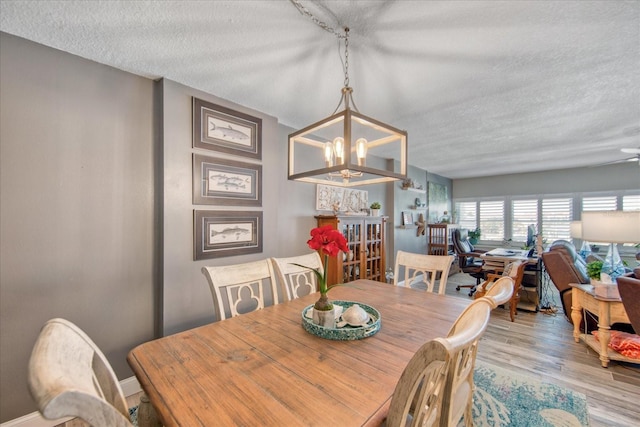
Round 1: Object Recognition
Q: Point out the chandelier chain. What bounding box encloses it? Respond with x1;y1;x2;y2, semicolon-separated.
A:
343;28;350;87
289;0;346;39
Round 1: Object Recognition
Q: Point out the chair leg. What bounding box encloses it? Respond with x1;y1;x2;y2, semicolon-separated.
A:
510;286;520;322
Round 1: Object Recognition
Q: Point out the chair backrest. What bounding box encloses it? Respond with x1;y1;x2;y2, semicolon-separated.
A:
271;252;323;301
28;318;132;426
452;229;478;269
440;299;492;426
503;259;526;283
393;251;454;294
201;259;278;321
385;340;450;427
481;276;515;308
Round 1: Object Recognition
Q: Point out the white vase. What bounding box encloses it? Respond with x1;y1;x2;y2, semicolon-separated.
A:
371;209;380;217
313;307;336;328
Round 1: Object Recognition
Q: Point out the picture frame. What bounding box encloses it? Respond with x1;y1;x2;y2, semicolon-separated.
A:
193;97;262;160
402;211;413;226
194;210;263;260
193;154;262;206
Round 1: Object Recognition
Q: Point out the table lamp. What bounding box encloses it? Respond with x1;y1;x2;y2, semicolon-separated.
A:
570;221;592;260
581;211;640;280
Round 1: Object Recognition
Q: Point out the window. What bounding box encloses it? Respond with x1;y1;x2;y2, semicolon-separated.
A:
582;196;616;211
455;201;477;231
541;198;572;241
479;201;504;240
512;200;538;241
623;194;640;211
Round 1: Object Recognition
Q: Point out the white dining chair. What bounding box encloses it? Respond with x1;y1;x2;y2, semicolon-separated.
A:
393;251;454;294
478;276;515;309
201;259;278;321
271;252;323;301
440;299;492;427
385;340;450;427
27;318;133;427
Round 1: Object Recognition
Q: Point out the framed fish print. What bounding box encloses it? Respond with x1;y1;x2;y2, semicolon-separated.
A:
193;97;262;160
194;210;263;260
193;154;262;206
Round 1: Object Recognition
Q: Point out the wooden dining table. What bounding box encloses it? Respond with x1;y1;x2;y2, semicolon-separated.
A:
127;279;470;426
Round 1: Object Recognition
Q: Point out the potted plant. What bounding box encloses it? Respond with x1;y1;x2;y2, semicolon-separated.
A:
294;225;349;327
468;228;481;245
370;202;381;216
587;260;603;282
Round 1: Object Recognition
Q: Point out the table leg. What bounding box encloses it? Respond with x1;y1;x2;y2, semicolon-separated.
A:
570;289;582;343
597;300;611;368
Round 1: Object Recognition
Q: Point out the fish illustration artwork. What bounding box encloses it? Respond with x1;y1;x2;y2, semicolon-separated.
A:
210;226;250;240
210;123;249;140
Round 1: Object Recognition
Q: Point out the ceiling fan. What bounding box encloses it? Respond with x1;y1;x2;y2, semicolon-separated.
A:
619;147;640;164
591;147;640;167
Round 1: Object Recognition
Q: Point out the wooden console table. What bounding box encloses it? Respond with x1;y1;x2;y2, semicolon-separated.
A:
570;283;635;368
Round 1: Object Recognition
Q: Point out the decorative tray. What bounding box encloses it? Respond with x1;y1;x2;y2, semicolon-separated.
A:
301;300;381;340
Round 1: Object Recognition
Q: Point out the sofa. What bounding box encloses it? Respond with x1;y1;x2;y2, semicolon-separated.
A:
541;240;591;324
617;268;640;334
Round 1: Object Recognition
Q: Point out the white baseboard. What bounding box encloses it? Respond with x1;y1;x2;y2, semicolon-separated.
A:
1;376;142;427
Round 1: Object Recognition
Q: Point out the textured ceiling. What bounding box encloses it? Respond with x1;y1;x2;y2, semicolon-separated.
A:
1;0;639;179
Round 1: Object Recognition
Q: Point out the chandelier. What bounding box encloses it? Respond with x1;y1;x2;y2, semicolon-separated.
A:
287;7;408;188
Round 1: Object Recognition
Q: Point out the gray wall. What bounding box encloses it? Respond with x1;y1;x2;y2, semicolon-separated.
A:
159;79;283;335
0;33;156;421
453;162;640;198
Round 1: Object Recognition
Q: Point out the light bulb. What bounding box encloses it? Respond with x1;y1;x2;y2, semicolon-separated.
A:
333;137;344;163
356;138;368;166
324;141;334;167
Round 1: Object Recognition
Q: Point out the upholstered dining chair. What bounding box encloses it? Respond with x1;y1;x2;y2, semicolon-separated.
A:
201;259;278;321
451;229;487;296
474;260;526;321
393;251;454;294
28;318;133;427
440;299;493;427
271;252;323;301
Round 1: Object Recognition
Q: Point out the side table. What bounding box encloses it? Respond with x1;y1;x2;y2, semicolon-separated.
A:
570;283;635;367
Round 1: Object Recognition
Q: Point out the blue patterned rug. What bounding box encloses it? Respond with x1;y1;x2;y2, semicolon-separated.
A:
465;362;590;427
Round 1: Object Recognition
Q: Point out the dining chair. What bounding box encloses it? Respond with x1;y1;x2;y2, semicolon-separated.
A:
201;259;278;321
474;260;526;321
440;299;492;427
27;318;133;427
393;250;454;294
477;276;515;309
271;252;323;301
384;339;450;427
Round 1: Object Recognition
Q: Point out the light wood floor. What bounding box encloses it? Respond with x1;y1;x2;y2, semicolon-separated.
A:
56;273;639;427
444;273;640;427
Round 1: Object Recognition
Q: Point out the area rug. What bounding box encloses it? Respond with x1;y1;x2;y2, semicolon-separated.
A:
465;361;590;427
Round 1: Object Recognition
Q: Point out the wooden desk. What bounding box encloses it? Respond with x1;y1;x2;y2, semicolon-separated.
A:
570;283;635;368
481;248;540;311
128;280;469;426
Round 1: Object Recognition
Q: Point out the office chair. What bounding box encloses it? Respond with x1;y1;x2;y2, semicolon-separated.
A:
452;228;486;296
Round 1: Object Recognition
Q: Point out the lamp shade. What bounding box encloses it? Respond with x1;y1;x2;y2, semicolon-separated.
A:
581;211;640;243
570;221;582;239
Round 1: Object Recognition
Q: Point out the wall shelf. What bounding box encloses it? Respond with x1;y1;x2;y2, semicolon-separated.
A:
400;186;426;194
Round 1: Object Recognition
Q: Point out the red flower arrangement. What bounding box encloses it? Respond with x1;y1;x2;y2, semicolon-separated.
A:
295;225;350;312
